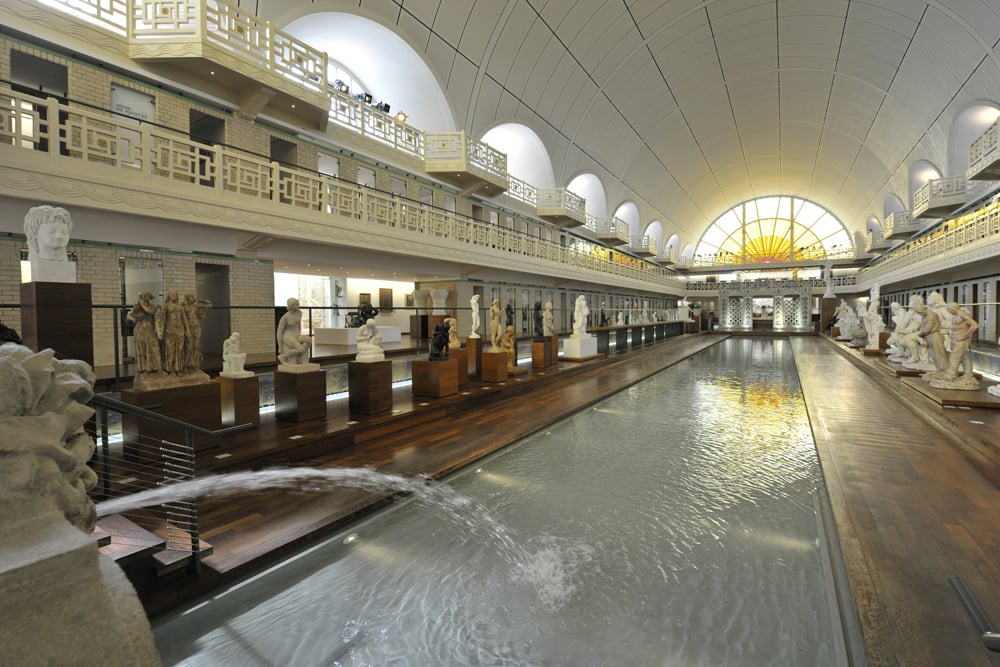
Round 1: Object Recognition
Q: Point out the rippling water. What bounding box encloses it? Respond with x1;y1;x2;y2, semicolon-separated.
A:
153;337;840;666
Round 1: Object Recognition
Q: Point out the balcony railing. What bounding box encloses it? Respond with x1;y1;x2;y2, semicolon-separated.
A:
0;85;681;291
630;235;656;256
968;120;1000;180
536;187;586;226
591;217;630;245
327;88;423;159
505;175;537;207
913;176;968;219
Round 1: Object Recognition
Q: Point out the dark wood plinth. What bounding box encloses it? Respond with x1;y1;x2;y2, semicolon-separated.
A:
591;328;611;355
452;347;469;386
275;370;327;422
481;350;508;382
614;327;628;351
684;321;700;334
411;314;446;339
217;376;260;426
467;337;484;377
122;382;222;458
20;281;94;365
348;360;393;415
411;358;458;398
532;340;554;368
548;335;559;361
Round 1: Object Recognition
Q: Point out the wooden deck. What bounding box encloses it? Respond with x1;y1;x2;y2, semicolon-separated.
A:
124;333;1000;666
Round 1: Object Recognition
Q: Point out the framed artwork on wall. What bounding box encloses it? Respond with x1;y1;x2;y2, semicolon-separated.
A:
359;292;371;306
405;293;414;307
379;287;393;311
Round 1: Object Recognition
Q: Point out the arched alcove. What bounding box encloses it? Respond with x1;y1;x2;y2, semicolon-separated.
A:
948;102;1000;174
480;123;554;188
866;215;881;234
282;13;456;130
567;173;608;218
612;202;641;236
665;233;681;256
644;220;664;252
883;194;906;218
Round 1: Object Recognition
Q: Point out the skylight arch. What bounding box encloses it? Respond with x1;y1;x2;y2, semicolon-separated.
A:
695;196;853;263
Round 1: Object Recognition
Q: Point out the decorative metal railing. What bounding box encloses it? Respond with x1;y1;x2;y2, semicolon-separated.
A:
913;175;967;218
630;235;656;254
591;217;630;244
327;87;423;159
0;85;681;289
506;175;537;207
968;120;999;179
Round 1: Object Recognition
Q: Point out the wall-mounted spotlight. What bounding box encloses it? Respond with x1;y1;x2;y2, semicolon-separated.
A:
375;102;391;114
334;79;349;94
395;111;408;123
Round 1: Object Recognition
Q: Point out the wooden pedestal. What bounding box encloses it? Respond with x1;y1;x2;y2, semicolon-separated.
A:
275;369;327;422
481;350;508;382
532;340;554;368
20;281;94;365
452;347;469;387
412;358;458;398
467;337;484;377
217;375;260;426
122;382;222;458
348;360;393;415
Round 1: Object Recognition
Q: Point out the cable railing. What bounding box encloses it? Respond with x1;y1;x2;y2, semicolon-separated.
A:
90;393;255;574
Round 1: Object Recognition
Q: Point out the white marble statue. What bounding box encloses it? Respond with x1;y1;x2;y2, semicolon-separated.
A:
903;298;941;371
822;261;836;299
834;299;857;340
572;295;590;338
617;311;625;326
355;318;384;362
23;205;76;283
850;304;868;347
542;301;554;336
863;303;885;350
885;302;910;361
929;303;980;391
469;294;481;339
490;297;502;351
220;332;253;378
276;297;315;368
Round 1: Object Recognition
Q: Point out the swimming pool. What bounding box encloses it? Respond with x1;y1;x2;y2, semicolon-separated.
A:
153;337;847;665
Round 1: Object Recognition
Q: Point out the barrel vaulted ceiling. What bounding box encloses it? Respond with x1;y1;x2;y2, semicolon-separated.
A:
263;0;1000;247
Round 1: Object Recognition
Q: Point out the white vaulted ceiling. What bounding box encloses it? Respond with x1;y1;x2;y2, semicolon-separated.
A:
265;0;1000;247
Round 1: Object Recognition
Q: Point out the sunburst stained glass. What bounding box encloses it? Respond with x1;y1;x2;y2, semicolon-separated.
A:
695;196;852;263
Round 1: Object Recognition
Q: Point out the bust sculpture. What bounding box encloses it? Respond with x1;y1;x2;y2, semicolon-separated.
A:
23;205;76;283
276;297;314;367
469;294;481;338
221;332;253;377
355;318;385;363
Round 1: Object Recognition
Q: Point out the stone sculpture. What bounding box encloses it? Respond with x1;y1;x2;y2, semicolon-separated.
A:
899;295;930;368
183;292;212;370
929;303;980;391
863;303;884;349
534;302;545;340
885;302;909;361
543;301;554;336
849;304;868;347
359;301;379;323
444;316;460;349
128;291;161;373
469;294;481;339
23;205;76;283
276;297;313;366
500;324;516;370
355;318;385;363
572;295;590;338
834;299;856;340
822;261;836;299
0;343;162;666
926;291;953;354
428;321;450;360
490;297;502;351
156;290;190;374
505;302;515;328
220;332;253;377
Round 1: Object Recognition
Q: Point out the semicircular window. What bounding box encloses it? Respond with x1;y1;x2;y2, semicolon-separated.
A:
695;196;852;264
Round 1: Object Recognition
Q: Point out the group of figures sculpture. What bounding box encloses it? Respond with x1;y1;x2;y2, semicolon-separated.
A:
128;289;212;382
838;290;982;392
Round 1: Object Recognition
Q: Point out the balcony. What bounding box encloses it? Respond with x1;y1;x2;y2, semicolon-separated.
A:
654;247;677;266
913;176;967;219
968;120;1000;180
883;211;922;239
423;131;509;197
629;235;657;257
864;229;894;253
536;188;586;228
591;217;629;246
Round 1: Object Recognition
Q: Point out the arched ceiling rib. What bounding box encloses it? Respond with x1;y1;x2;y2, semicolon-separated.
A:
267;0;1000;243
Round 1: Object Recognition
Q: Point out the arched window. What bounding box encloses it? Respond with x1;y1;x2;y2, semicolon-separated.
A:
695;196;852;263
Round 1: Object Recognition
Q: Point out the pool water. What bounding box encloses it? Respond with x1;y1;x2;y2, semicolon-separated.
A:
153;337;845;665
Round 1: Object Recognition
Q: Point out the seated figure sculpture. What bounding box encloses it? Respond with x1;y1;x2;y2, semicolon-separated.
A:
834;299;857;340
355;318;384;363
221;332;253;378
428;321;450;360
276;298;314;367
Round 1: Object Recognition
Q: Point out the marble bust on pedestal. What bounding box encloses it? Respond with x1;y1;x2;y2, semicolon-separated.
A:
23;205;76;283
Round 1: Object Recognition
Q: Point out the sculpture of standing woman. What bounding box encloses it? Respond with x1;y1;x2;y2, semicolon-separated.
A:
183;293;212;370
469;294;481;339
542;301;554;336
490;297;502;351
156;290;189;374
128;291;161;373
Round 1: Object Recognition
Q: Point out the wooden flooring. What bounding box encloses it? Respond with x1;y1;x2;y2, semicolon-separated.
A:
129;333;1000;667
